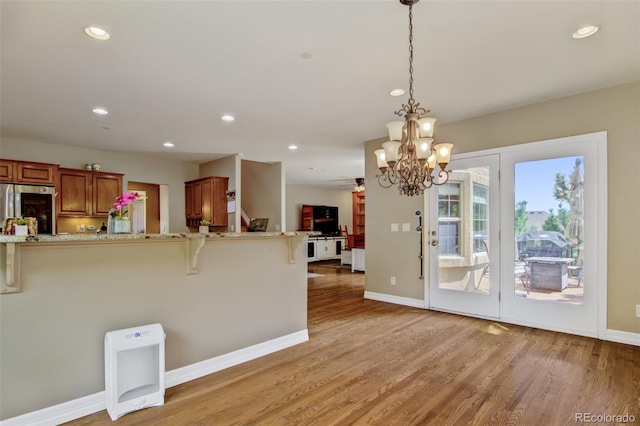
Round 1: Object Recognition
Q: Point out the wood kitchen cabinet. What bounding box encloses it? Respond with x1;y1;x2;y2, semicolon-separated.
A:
185;180;202;219
185;176;228;227
57;168;123;217
0;159;58;184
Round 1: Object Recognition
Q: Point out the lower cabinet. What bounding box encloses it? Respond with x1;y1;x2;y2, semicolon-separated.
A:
307;237;345;262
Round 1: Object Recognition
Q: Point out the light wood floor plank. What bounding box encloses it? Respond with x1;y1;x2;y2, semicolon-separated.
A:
65;262;639;425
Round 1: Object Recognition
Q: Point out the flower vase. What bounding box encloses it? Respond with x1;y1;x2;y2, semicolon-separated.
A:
199;225;209;234
112;219;131;234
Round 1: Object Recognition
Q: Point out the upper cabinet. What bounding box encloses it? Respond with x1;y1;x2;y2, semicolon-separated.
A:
185;180;203;220
57;168;123;217
185;176;228;227
0;159;58;185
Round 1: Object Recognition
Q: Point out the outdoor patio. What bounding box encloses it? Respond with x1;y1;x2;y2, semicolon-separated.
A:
513;261;584;304
467;261;584;305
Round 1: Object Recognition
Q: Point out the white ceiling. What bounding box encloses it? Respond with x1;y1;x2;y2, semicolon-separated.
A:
2;1;638;189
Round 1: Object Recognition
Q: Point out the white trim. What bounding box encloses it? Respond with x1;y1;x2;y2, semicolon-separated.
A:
500;316;598;339
0;329;309;426
605;329;640;347
165;329;309;388
596;138;608;339
364;291;427;308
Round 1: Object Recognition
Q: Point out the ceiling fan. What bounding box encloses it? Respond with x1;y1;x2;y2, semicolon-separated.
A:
328;177;365;191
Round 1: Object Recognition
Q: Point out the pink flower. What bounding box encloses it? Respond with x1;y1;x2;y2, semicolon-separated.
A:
111;192;142;219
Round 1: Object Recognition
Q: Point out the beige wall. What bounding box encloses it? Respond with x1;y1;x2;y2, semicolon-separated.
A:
365;81;640;333
286;185;353;233
0;137;199;233
241;160;283;232
0;237;307;420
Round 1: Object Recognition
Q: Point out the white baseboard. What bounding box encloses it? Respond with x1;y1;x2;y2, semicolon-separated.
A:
364;291;426;309
164;329;309;388
0;329;309;426
606;329;640;346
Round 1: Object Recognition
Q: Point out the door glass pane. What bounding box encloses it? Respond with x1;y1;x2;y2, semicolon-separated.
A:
514;156;584;304
438;167;490;294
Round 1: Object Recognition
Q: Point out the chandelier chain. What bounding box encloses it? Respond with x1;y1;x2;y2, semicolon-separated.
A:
408;4;414;107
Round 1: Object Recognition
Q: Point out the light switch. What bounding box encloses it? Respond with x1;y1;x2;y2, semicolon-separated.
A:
402;223;410;232
391;223;399;232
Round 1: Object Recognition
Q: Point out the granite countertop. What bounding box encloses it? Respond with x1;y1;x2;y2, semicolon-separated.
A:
0;231;316;244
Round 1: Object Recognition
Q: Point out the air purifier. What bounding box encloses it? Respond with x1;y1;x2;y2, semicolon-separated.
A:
105;323;165;421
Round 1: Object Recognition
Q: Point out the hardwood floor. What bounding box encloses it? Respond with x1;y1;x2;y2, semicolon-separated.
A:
67;262;639;425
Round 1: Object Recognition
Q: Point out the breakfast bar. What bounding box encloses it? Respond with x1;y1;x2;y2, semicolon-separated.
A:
0;232;310;422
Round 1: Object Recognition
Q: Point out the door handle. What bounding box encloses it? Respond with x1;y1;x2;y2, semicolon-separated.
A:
431;239;439;246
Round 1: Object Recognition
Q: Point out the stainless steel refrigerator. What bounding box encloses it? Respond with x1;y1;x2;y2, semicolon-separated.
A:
1;183;56;234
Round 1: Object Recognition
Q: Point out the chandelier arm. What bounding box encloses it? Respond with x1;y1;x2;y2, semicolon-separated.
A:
432;169;452;186
377;171;395;188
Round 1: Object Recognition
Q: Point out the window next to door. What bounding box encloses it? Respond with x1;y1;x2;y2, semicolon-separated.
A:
438;168;490;267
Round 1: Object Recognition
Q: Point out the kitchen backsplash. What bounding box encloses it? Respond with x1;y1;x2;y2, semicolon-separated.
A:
57;217;108;235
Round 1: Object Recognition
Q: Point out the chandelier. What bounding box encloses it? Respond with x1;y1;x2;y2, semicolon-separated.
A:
375;0;454;196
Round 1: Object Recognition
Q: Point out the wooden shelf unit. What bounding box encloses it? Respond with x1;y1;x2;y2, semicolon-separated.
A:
352;191;365;248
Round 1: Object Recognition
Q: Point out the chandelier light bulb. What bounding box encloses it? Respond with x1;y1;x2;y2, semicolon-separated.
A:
416;138;433;160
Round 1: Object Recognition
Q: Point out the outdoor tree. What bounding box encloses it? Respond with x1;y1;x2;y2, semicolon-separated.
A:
542;208;564;232
550;172;571;231
515;200;528;237
556;207;570;230
553;172;570;204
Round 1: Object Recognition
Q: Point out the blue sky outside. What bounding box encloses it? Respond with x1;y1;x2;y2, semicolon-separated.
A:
515;156;584;212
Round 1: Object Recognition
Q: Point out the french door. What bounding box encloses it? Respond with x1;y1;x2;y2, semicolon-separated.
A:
426;132;606;338
500;132;606;337
428;154;500;318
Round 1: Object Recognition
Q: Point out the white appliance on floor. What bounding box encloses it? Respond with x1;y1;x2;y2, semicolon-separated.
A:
105;323;165;421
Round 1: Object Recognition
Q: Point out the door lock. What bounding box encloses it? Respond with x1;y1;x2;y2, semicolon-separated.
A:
431;239;439;246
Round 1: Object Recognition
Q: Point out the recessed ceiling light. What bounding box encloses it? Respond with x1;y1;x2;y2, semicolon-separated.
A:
572;25;599;39
221;115;235;122
390;89;405;97
163;141;174;148
84;26;110;41
288;144;298;150
300;52;313;60
92;107;109;115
